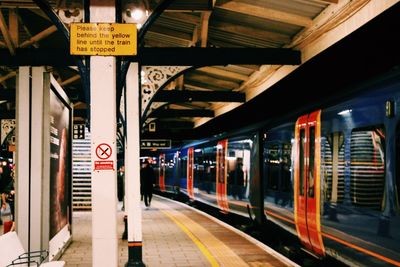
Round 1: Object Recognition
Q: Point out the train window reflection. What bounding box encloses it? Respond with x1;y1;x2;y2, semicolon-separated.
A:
322;132;345;203
350;127;385;211
265;142;292;193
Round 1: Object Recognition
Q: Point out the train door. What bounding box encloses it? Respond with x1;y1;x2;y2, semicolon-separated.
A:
187;147;194;199
294;110;325;256
216;139;229;212
159;153;165;192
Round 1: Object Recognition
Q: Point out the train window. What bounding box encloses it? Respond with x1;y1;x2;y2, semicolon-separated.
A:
180;155;187;180
299;129;305;196
321;132;345;203
264;142;292;193
309;127;315;198
265;143;279;190
350;127;385;211
281;143;292;193
227;138;252;200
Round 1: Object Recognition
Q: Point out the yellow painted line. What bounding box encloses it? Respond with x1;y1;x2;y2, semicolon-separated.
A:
154;199;249;267
160;209;220;267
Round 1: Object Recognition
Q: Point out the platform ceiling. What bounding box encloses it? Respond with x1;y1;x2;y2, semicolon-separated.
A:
0;0;399;146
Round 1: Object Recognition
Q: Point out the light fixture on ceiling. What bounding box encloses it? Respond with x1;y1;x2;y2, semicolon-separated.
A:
123;0;150;29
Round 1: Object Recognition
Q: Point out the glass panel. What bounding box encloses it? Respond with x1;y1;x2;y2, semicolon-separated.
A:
227;138;252;200
266;143;279;191
350;127;385;211
281;143;292;193
321;132;345;203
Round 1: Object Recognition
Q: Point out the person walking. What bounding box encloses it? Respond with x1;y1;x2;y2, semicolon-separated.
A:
140;160;155;208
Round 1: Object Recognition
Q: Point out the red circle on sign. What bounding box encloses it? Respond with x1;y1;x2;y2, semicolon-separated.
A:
96;143;112;160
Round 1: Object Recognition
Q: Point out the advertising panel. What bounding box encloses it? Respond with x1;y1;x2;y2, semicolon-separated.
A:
49;83;72;250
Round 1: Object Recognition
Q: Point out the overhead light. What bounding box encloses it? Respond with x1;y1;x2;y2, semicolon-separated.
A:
338;109;352;116
123;1;150;29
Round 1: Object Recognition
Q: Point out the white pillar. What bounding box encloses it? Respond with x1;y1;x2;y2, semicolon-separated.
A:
16;67;31;251
90;1;118;266
16;67;49;251
125;62;144;265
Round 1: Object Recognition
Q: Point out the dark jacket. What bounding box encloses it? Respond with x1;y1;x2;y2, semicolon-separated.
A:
140;165;155;193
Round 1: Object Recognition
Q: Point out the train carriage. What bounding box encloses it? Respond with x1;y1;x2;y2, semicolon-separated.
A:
152;69;400;266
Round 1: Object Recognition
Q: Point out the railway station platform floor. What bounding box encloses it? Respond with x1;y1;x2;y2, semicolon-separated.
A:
4;195;299;267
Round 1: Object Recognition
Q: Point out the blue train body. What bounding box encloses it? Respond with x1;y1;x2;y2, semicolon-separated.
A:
152;70;400;266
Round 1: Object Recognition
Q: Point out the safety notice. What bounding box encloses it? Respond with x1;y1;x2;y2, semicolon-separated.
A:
70;23;137;56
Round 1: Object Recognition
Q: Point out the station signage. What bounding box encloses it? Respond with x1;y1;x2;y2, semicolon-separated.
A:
141;139;171;149
70;23;137;56
73;124;85;139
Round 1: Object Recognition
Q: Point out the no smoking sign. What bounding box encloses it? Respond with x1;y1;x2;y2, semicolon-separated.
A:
94;143;114;170
96;143;112;159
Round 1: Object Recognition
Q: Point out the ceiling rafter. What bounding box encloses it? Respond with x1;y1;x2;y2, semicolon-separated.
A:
0;10;16;55
15;9;39;48
199;11;211;47
0;71;16;84
8;9;18;47
197;66;249;81
216;1;313;28
210;20;291;44
60;74;81;86
146;30;193;47
149;24;194;41
186;72;241;89
19;25;57;48
184;79;232;92
162;12;200;25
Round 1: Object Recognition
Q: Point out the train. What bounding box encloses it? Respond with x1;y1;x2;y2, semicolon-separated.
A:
149;69;400;267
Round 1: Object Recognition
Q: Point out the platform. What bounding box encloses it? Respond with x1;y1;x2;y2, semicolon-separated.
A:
58;195;298;267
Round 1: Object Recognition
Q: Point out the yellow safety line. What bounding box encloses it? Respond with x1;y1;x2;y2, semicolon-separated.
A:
160;209;220;267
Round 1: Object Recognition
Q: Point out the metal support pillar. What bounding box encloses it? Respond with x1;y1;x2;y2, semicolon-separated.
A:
125;62;145;266
90;1;118;266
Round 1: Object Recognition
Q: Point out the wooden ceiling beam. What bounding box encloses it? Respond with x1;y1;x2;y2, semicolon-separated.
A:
149;25;193;42
186;72;241;89
162;13;200;25
8;9;18;47
0;10;16;55
19;25;57;48
210;20;290;44
184;80;231;92
0;71;16;83
199;11;211;47
198;66;249;81
321;0;339;3
60;74;81;86
216;1;312;27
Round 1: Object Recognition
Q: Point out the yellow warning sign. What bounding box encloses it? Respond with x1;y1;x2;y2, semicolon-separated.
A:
70;23;137;56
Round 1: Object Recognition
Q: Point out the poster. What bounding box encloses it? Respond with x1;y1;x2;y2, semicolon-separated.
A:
49;87;71;239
